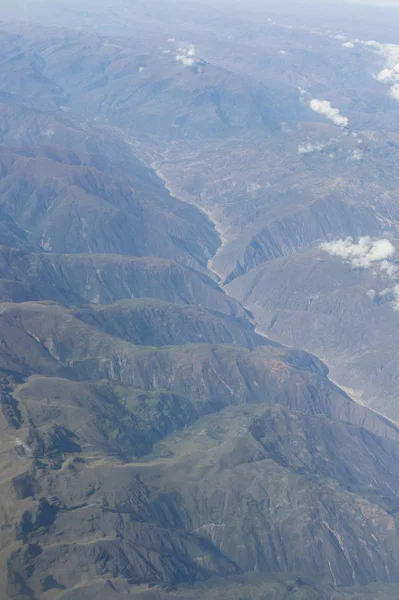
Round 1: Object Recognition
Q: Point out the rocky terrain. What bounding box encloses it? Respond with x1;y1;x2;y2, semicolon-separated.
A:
0;0;399;598
227;246;399;420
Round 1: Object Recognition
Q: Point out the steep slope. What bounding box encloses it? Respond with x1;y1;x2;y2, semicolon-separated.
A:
155;132;398;284
0;146;218;271
0;246;245;315
147;405;399;585
73;299;265;349
0;208;31;249
0;98;137;163
227;246;399;420
1;293;399;598
4;382;399;599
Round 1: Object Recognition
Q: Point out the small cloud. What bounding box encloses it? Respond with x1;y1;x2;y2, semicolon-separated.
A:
393;285;399;311
176;44;199;68
279;50;287;54
162;49;171;54
138;66;145;72
349;149;363;161
390;83;399;100
167;38;176;43
331;34;346;40
342;41;355;48
320;236;395;269
324;236;399;311
376;67;399;83
364;40;382;48
309;99;349;127
176;55;196;67
298;142;325;154
362;39;399;101
372;284;399;312
381;259;398;277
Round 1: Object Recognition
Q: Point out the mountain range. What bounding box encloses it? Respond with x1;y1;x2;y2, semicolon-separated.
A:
1;1;399;599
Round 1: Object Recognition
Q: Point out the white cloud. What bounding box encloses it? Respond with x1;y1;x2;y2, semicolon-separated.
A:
381;259;397;277
309;99;349;127
376;67;399;83
393;285;399;310
390;83;399;100
298;142;325;154
362;40;399;101
325;235;399;311
176;56;196;67
349;149;363;161
372;284;399;311
176;44;199;68
320;236;395;268
342;42;355;49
